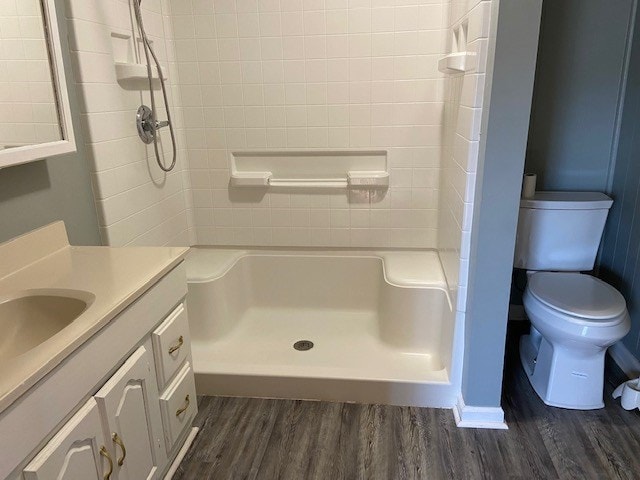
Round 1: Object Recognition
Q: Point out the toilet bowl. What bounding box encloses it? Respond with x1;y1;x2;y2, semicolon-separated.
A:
520;272;630;409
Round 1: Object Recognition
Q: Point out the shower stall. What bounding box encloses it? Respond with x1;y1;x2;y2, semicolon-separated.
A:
65;0;494;408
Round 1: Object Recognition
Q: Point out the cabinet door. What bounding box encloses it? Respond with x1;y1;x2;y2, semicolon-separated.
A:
23;399;111;480
95;345;165;480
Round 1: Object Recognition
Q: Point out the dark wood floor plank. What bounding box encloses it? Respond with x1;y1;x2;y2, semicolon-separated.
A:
174;324;640;480
360;404;394;479
302;401;343;479
582;400;640;480
330;402;361;479
395;407;430;480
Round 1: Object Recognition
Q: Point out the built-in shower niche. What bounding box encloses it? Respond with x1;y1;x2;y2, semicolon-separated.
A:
230;150;390;189
111;31;166;83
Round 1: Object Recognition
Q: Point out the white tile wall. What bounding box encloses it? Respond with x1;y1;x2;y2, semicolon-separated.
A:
0;0;60;148
64;0;192;247
64;0;489;255
169;0;449;247
437;0;493;311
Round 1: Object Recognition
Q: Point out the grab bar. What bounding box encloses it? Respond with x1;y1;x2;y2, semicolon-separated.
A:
268;178;348;188
230;171;389;188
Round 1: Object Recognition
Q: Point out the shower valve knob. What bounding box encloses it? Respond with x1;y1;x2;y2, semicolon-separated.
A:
136;105;169;144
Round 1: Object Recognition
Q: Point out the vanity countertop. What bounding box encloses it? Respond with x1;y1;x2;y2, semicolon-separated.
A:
0;222;189;412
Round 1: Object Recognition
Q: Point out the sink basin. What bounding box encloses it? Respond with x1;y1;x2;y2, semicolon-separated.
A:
0;290;94;360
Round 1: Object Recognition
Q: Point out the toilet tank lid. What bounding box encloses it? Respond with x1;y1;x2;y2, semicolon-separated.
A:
528;272;627;320
520;191;613;210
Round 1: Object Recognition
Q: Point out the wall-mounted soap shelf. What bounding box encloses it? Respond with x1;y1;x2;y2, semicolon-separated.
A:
230;150;389;189
438;52;477;74
115;62;167;82
439;20;476;74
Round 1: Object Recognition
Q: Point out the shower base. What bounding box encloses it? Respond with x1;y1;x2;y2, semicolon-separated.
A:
186;248;460;408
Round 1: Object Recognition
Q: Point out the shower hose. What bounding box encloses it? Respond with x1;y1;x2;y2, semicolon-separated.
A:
133;0;177;172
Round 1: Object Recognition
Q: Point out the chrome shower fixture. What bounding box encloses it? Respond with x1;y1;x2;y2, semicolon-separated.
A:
137;105;169;145
133;0;177;172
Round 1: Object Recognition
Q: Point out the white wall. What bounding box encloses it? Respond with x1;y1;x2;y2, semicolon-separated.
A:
170;0;449;247
438;0;492;313
64;0;192;247
0;0;60;149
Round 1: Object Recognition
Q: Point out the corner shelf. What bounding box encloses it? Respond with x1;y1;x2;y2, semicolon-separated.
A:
438;52;477;74
230;150;389;189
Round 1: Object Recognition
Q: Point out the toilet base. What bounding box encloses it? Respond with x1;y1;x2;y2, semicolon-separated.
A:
519;333;605;410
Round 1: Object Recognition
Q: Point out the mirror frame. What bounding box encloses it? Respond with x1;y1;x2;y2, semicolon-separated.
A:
0;0;76;170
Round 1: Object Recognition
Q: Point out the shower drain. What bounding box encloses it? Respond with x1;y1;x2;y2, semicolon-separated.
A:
293;340;314;351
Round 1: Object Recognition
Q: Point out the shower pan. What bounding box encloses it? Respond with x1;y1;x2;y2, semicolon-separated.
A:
186;248;461;408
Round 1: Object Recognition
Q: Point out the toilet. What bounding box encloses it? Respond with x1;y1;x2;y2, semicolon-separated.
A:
515;191;630;410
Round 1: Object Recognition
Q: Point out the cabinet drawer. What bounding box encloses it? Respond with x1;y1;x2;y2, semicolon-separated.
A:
152;303;191;388
159;362;197;454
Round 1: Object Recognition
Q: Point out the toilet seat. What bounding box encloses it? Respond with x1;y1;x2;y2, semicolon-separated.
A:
527;272;626;327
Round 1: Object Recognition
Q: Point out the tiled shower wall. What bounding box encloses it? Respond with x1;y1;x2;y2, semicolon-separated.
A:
64;0;192;247
437;0;492;311
170;0;449;247
65;0;489;254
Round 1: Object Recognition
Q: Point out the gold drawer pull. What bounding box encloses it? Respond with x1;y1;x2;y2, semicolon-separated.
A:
100;446;113;480
112;432;127;466
176;394;190;417
168;335;184;355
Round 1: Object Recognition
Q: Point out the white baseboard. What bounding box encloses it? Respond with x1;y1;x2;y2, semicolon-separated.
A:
453;394;508;429
609;341;640;379
164;427;200;480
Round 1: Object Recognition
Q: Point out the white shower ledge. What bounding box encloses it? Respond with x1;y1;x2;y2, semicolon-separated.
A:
0;222;188;412
186;247;447;290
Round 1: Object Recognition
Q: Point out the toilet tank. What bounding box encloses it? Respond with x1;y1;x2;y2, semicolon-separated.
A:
514;192;613;271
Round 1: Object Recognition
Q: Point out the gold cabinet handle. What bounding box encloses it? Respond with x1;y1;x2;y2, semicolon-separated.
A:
112;432;127;466
168;335;184;355
176;394;190;417
100;446;113;480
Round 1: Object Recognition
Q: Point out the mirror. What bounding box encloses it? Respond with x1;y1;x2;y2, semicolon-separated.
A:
0;0;75;169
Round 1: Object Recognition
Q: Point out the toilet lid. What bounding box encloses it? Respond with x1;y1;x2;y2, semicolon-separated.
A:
528;272;627;321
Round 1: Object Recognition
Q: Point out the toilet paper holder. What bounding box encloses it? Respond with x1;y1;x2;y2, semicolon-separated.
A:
612;377;640;410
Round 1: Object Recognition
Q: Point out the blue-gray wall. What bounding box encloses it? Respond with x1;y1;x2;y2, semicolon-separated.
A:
525;0;634;191
462;0;542;408
600;3;640;360
0;0;100;246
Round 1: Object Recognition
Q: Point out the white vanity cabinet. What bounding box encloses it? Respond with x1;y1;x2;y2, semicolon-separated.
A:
94;345;165;480
1;261;196;480
23;399;108;480
23;345;168;480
